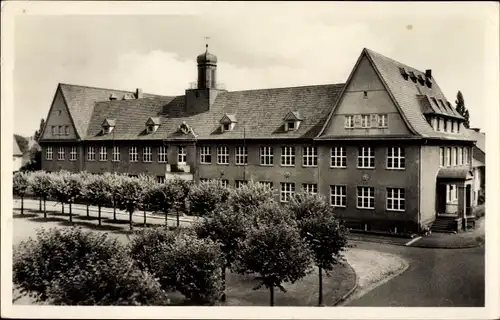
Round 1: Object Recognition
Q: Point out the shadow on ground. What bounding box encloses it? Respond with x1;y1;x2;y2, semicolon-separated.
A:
58;220;125;232
13;213;39;219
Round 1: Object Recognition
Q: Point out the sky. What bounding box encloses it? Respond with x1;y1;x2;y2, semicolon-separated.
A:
11;2;496;137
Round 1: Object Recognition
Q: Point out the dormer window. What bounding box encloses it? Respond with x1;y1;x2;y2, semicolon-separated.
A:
417;74;425;85
101;119;116;135
283;111;302;132
408;71;417;83
220;114;237;133
399;67;409;80
145;117;160;134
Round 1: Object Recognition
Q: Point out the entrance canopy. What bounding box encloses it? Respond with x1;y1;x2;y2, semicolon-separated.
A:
437;167;474;180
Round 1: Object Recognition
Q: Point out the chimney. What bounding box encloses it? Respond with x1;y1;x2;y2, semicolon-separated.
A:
136;88;143;99
425;69;432;78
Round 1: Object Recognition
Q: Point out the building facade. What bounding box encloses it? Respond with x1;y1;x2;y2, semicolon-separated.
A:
39;47;479;234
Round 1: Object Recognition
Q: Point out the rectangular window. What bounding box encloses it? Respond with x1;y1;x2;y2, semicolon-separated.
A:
70;146;77;161
217;146;229;164
387;188;405;211
378;114;388;128
445;147;451;167
303;183;318;195
260;146;274;166
451;121;455;133
387;147;405;170
357;186;375;209
219;179;229;188
464;147;470;164
199;178;209;183
447;184;458;202
330;185;346;207
358;147;375;168
443;120;448;132
178;146;186;164
200;146;212;164
129;146;138;162
46;146;53;160
157;176;165;184
458;147;463;165
451;147;457;166
345;115;354;129
281;146;295;166
64;125;69;135
51;126;57;136
439;147;444;167
87;146;95;161
361;115;370;128
143;146;152;163
112;146;120;162
235;180;247;189
235;146;248;165
259;181;273;189
57;146;65;160
437;118;442;131
280;182;295;203
330;147;346;168
58;125;63;135
158;146;168;163
99;146;107;161
302;146;318;167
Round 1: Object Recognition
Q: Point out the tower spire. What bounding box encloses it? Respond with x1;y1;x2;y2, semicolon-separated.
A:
204;36;210;52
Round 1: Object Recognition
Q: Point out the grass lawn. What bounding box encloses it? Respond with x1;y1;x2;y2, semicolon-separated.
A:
11;213;356;306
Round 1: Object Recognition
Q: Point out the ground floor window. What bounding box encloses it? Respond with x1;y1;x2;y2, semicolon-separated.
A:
157;176;165;183
258;181;273;189
280;182;295;202
219;179;229;188
357;186;374;209
386;188;405;211
235;180;247;189
302;183;317;195
330;185;346;207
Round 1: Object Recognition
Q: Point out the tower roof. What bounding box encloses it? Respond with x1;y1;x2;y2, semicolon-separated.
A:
197;44;218;65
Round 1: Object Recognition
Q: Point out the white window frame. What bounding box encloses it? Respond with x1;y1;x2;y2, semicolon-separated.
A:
387;188;405;212
46;146;53;160
158;146;167;163
143;146;152;163
330;146;346;168
464;147;470;164
235;180;247;189
258;181;273;189
280;182;295;203
281;146;295;167
178;146;187;164
378;114;388;128
57;146;65;160
451;147;457;166
361;115;370;128
302;183;318;195
357;186;375;209
345;115;354;129
235;146;248;165
458;147;463;165
260;146;274;166
445;147;451;167
330;185;346;207
437;118;442;131
439;147;444;167
70;146;77;161
217;146;229;165
99;146;107;162
200;146;212;164
358;147;375;169
112;146;120;162
219;179;229;188
302;146;317;167
387;147;405;170
129;146;138;162
87;146;95;161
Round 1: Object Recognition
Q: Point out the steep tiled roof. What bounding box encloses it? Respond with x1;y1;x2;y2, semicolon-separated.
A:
13;136;23;156
59;83;160;139
363;49;475;141
85;84;344;141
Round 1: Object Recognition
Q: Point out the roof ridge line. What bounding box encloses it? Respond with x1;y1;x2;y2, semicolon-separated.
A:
58;82;160;96
364;48;427;75
226;83;345;94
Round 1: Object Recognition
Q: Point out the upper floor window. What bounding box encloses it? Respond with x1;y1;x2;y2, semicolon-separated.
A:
451;147;457;166
361;115;370;128
260;146;274;166
64;125;70;135
158;146;167;163
129;146;138;162
217;146;229;165
437;118;443;131
57;146;65;160
345;116;354;129
330;185;346;207
99;146;107;162
378;114;388;128
281;146;295;166
445;147;451;167
451;121;456;133
87;146;95;161
443;119;448;132
280;182;295;203
331;147;346;168
143;146;152;163
46;146;53;160
357;186;375;209
58;126;63;135
387;147;405;170
112;146;120;162
235;146;248;165
387;188;405;211
70;146;77;161
200;146;212;164
302;146;317;167
303;183;318;195
51;126;57;136
458;147;463;165
439;147;444;167
178;146;186;164
358;147;374;169
464;147;470;164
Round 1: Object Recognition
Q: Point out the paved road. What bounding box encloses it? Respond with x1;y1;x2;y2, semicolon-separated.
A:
346;241;484;307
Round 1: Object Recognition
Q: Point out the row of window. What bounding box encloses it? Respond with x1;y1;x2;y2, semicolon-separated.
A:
431;117;461;134
439;146;470;167
51;125;70;136
344;114;388;129
46;145;406;170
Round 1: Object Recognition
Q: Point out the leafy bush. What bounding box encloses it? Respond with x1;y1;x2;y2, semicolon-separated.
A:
128;226;178;272
187;180;230;217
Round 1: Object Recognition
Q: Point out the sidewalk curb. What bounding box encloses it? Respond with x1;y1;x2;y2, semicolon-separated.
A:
332;263;358;306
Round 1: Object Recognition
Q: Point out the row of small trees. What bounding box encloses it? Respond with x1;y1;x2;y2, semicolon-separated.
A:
13;175;349;306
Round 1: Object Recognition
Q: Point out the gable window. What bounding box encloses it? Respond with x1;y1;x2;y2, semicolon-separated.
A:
330;185;346;207
345;116;354;129
235;180;247;189
99;146;107;161
439;147;444;167
58;126;63;135
143;146;152;163
70;146;77;161
51;126;57;136
378;114;388;128
200;146;212;164
64;125;70;135
361;115;370;128
287;121;295;130
280;182;295;203
235;146;248;165
445;147;451;167
331;147;346;168
281;146;295;166
158;146;167;163
223;124;230;131
357;186;375;209
46;146;53;160
217;146;229;164
387;147;405;170
451;147;457;166
146;125;154;134
87;146;95;161
458;147;463;165
303;183;318;195
302;146;317;167
220;114;237;132
112;146;120;162
129;146;138;162
178;146;187;164
358;147;375;169
260;146;274;166
387;188;405;211
57;146;65;160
